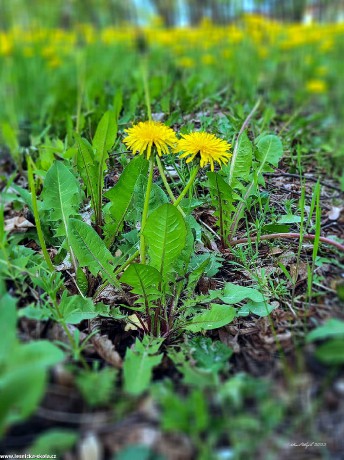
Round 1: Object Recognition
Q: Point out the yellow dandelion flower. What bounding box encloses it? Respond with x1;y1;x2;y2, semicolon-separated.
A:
306;79;327;94
201;54;215;66
321;40;333;52
179;56;195;68
221;49;232;59
123;121;178;160
177;132;231;171
0;33;12;56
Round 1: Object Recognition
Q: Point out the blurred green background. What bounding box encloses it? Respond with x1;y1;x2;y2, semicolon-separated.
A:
1;0;344;178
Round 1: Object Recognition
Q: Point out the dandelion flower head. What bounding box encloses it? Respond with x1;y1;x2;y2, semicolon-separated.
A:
306;79;327;94
177;132;231;171
123;120;178;159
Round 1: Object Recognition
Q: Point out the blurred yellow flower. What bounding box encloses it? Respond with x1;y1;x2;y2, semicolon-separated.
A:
221;49;232;59
258;47;268;58
306;79;327;94
179;56;195;68
201;54;215;66
123;121;177;160
321;40;333;52
0;33;12;56
177;132;231;171
41;45;56;58
47;57;62;68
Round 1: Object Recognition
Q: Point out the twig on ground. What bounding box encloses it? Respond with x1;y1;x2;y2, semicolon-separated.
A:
268;185;342;200
230;233;344;252
228;99;261;186
264;172;343;193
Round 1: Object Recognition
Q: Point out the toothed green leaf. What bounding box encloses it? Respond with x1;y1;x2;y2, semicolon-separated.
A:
41;161;81;238
68;218;119;287
142;204;187;279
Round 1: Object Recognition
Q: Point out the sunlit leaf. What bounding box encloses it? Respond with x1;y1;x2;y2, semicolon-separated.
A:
68;218;119;286
183;304;236;332
143;204;187;278
41;161;81;238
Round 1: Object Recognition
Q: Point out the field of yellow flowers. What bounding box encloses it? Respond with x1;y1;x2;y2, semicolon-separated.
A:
0;15;343;171
0;14;344;460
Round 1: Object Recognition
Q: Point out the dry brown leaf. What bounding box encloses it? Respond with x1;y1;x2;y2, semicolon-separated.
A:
289;262;308;283
261;330;292;344
53;363;75;387
278;250;296;266
165;165;179;178
5;215;34;232
269;246;284;255
55;255;73;271
93;284;122;305
92;333;122;369
125;314;148;331
219;328;241;353
328;206;343;221
78;432;102;460
48;323;89;344
152;112;165;122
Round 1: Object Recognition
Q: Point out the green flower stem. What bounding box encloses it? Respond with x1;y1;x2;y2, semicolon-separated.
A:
173;165;200;208
75;48;85;135
156;156;186;217
140;155;155;263
156;156;175;201
114;250;139;276
96;160;105;230
140;55;154;262
92;248;140;300
27;156;54;272
141;57;152;121
97;164;199;287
